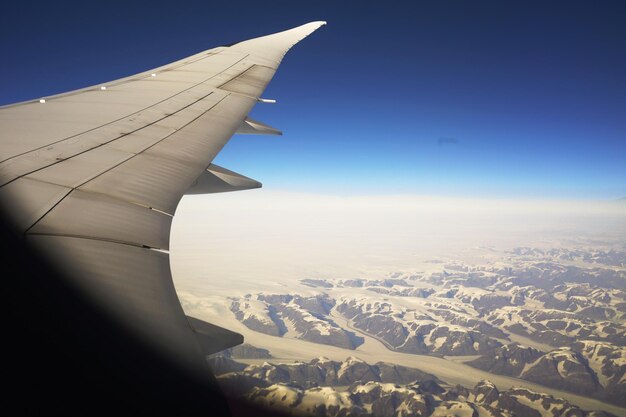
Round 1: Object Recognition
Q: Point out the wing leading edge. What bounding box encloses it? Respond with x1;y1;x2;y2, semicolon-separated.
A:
0;21;326;375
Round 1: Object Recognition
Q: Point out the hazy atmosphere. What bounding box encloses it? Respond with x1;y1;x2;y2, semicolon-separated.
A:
171;192;625;291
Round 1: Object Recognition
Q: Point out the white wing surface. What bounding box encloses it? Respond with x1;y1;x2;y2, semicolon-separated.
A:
0;21;326;373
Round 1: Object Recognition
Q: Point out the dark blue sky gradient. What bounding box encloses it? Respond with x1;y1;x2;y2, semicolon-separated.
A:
1;1;624;198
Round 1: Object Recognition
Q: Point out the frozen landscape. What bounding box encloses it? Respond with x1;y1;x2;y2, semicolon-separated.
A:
171;192;626;416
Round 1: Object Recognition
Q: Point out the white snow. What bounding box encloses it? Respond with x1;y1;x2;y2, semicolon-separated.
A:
298;387;353;413
240;299;275;325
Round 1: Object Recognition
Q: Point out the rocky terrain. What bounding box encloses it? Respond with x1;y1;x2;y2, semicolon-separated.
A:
507;248;626;268
224;245;626;411
484;306;625;346
231;294;363;349
209;353;617;417
335;297;504;356
467;341;626;406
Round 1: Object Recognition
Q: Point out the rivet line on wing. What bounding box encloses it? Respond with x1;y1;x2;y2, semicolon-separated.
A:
0;53;250;165
0;90;220;189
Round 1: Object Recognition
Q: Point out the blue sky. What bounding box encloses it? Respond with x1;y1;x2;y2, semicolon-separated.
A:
1;1;624;199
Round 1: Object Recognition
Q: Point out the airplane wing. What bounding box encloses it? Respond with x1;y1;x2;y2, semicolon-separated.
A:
0;21;326;375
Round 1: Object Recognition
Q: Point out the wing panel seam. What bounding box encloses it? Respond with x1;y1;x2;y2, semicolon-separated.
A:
20;94;232;234
26;232;169;252
2;90;226;189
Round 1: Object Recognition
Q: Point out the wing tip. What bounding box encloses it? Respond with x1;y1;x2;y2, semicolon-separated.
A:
305;20;328;32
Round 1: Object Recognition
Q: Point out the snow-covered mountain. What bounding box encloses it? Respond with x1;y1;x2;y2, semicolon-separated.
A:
468;341;626;406
231;294;363;349
210;354;617;417
222;245;626;411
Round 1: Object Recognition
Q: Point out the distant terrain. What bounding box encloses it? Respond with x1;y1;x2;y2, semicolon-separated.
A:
181;244;626;416
209;351;617;417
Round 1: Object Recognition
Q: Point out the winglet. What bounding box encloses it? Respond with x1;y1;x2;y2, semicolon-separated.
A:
230;21;327;67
